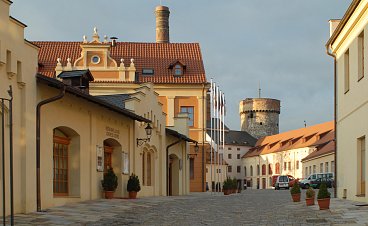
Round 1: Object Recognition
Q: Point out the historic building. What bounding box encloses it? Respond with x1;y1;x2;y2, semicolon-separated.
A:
239;98;280;139
0;1;195;216
34;6;209;192
326;0;368;202
242;121;334;189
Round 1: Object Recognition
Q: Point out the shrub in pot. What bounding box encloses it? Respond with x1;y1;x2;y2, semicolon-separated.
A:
305;187;315;206
101;168;118;199
290;181;301;202
222;178;231;195
317;182;331;210
127;173;141;199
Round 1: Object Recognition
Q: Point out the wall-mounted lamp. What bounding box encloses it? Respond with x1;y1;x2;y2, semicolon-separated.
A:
136;123;153;146
187;143;199;159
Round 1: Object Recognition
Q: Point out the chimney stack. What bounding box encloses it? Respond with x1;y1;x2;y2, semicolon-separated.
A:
329;19;341;37
155;5;170;43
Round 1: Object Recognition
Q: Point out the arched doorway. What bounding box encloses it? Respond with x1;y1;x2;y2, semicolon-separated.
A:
169;154;180;196
103;138;122;197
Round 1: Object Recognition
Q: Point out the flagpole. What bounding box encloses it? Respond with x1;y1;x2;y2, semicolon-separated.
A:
219;90;222;194
214;84;217;193
216;86;219;193
210;79;213;194
222;92;225;192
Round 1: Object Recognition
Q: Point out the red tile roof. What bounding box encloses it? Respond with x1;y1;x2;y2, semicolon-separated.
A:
33;41;207;84
242;121;334;158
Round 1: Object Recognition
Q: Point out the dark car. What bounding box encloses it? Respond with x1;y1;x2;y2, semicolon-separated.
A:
310;178;333;189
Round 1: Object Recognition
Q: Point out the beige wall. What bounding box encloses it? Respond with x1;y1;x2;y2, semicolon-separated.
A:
330;1;368;202
0;0;39;215
205;163;227;191
302;153;335;178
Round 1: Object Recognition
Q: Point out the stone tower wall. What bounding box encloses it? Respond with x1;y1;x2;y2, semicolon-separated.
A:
239;98;280;139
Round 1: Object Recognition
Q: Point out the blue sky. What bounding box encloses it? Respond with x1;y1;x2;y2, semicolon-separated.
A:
11;0;351;132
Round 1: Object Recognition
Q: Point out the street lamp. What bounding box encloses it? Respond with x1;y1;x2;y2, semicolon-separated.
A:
136;123;153;146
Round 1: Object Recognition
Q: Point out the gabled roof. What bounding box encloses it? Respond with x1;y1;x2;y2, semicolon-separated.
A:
33;41;206;84
166;128;197;143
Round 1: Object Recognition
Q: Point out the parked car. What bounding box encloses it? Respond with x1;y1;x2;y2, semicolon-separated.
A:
287;175;298;187
310;178;333;189
274;175;289;190
299;172;334;189
272;175;296;188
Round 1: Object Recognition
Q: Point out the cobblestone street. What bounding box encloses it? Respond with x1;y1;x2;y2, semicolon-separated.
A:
8;189;368;226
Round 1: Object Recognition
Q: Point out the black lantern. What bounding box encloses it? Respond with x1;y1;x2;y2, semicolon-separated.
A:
137;123;153;146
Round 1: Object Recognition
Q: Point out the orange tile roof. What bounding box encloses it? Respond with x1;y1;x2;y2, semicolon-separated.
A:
33;41;207;84
302;140;335;162
242;121;334;158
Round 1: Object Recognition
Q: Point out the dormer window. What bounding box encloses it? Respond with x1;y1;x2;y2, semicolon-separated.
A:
174;65;182;76
142;68;154;75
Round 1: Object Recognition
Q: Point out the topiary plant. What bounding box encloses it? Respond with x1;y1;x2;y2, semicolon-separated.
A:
101;168;118;191
127;173;141;192
317;182;331;199
222;178;230;190
306;187;315;198
290;181;301;195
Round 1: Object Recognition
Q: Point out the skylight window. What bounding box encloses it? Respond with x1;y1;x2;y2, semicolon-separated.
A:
142;68;154;75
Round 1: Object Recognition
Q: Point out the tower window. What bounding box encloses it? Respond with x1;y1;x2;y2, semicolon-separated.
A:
260;122;263;125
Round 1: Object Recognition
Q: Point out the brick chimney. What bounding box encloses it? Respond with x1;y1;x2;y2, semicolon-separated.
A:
155;5;170;43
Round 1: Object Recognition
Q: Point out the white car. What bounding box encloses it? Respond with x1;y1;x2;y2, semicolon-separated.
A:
275;175;289;190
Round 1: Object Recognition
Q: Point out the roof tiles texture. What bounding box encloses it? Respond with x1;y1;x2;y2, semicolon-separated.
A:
33;41;206;84
243;121;334;158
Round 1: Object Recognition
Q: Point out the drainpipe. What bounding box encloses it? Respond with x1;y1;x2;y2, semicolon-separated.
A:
202;83;205;192
326;45;337;198
36;84;65;212
166;139;182;196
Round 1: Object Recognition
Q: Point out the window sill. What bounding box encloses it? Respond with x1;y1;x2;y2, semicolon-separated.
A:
356;194;366;197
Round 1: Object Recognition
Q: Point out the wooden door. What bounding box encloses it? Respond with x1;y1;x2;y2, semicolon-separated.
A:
104;146;113;173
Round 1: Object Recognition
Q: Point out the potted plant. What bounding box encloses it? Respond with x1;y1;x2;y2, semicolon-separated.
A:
232;178;237;194
223;179;231;195
305;187;315;206
317;182;331;210
127;173;141;199
290;181;301;202
101;168;118;199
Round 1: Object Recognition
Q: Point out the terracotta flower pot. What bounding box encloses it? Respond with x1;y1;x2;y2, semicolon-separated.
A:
104;191;114;199
306;197;315;206
317;198;330;210
129;191;137;199
223;189;230;195
291;193;301;202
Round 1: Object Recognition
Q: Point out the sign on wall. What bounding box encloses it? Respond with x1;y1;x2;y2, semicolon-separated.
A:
122;152;129;174
96;145;104;172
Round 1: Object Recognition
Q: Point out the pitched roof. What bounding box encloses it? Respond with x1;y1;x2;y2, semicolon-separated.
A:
95;94;131;109
166;128;197;143
302;140;335;162
36;74;149;123
242;121;334;159
224;130;257;147
33;41;206;84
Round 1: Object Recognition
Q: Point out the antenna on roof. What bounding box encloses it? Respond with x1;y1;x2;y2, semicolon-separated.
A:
258;81;261;98
304;120;307;128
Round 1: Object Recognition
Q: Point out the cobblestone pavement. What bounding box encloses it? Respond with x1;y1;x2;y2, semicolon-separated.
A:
5;189;368;226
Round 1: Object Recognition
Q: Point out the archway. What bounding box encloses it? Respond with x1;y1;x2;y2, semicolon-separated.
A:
103;138;122;197
169;154;180;196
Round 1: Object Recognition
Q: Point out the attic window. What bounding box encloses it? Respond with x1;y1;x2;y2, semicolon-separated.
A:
174;65;183;76
142;68;154;75
91;55;100;64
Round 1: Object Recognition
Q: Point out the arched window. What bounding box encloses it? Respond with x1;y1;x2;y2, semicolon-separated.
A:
142;149;154;186
275;162;280;174
53;127;80;196
262;164;266;175
269;164;273;175
174;64;183;76
250;165;253;176
244;166;247;177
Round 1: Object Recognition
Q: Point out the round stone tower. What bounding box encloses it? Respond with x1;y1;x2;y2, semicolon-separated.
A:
155;5;170;43
239;98;280;139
